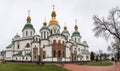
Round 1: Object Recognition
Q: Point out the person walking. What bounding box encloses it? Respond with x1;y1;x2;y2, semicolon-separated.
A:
115;59;117;65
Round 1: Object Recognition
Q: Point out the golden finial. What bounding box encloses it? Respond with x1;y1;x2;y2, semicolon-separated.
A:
53;4;55;10
74;19;78;30
26;10;31;23
28;10;30;16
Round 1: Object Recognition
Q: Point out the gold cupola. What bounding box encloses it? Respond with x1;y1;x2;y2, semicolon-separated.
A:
49;5;59;25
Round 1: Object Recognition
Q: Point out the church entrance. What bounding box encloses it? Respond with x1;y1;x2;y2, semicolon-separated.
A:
52;40;65;62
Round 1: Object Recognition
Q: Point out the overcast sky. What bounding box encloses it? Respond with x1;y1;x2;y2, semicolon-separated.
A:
0;0;120;53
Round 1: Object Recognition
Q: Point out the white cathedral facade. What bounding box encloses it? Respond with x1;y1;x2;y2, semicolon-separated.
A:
5;7;90;62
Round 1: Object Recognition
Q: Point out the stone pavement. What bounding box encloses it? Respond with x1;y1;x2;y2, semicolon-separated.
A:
57;62;120;71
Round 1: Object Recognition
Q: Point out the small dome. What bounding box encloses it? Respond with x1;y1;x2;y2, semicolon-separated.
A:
40;25;50;32
22;22;35;32
43;21;47;26
62;29;69;34
72;30;80;37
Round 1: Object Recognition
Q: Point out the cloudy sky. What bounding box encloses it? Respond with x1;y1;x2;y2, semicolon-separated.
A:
0;0;120;52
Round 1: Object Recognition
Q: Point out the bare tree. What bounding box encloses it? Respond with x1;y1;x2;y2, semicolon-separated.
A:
93;7;120;40
93;7;120;50
93;7;120;60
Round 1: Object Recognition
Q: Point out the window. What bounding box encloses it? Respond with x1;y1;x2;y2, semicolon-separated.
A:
44;32;46;39
43;45;45;48
75;38;76;42
53;50;56;57
23;57;24;59
16;57;17;60
78;48;80;51
26;31;28;36
43;55;45;59
34;56;36;59
36;38;38;41
58;50;61;57
30;31;32;36
26;57;28;60
63;41;64;44
51;30;52;35
58;40;60;43
53;40;56;43
17;44;19;49
26;43;30;47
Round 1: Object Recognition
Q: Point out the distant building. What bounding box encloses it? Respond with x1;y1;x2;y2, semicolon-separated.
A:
5;6;90;62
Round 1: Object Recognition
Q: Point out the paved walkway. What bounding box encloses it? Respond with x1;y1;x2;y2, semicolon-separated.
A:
57;62;120;71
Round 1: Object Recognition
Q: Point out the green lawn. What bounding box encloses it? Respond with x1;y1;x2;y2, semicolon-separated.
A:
0;62;69;71
81;61;113;66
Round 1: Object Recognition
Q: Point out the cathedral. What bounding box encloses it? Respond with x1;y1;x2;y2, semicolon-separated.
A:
5;6;90;62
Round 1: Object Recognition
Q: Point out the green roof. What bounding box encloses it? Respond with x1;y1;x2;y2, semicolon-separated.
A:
24;53;31;57
62;29;69;34
6;43;12;48
40;25;50;31
72;30;80;37
22;22;35;32
13;53;22;56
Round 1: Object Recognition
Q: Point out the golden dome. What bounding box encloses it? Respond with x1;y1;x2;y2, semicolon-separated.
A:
49;5;59;25
49;17;59;24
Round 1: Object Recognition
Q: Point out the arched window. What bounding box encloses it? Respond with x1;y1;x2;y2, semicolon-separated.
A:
78;48;80;51
30;31;32;36
58;50;61;57
51;30;52;35
17;44;19;49
26;31;28;36
26;57;28;60
75;38;76;42
36;38;38;41
53;40;56;43
44;32;46;39
53;50;56;57
26;43;30;47
58;40;61;43
34;56;36;59
63;41;64;44
43;55;45;59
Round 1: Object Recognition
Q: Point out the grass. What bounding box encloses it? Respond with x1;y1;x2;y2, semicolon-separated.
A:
80;61;113;66
0;62;69;71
